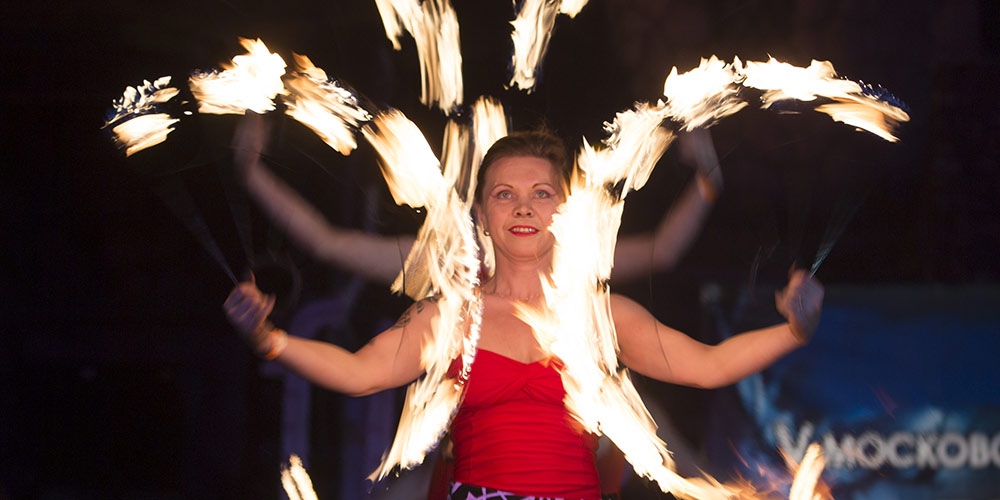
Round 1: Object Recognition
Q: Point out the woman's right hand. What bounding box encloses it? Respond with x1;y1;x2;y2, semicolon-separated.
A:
223;279;276;351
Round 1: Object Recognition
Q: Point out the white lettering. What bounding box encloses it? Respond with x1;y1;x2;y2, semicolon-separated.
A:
857;432;887;469
822;432;855;469
969;433;990;468
774;421;1000;470
991;433;1000;467
774;421;813;462
937;433;968;468
916;434;939;468
886;432;915;468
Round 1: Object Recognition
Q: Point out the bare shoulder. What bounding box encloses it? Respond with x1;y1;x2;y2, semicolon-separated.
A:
609;293;653;325
389;294;441;332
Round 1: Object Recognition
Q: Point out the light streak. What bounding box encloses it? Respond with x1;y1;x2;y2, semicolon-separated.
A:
373;0;463;111
788;444;829;500
283;54;373;155
658;55;909;141
361;110;483;479
662;55;746;130
188;38;287;115
740;57;909;142
105;76;180;156
515;94;835;497
280;454;319;500
509;0;590;91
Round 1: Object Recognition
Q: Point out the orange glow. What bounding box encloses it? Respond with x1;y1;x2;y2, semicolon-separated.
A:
188;38;287;115
105;76;180;156
283;54;372;155
373;0;463;111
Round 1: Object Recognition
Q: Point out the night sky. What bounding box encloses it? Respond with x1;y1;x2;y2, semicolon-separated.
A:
4;1;999;499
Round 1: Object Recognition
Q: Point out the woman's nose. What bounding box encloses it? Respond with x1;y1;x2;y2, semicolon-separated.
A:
514;203;533;217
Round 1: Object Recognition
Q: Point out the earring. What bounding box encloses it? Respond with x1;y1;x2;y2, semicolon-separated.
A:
483;229;490;236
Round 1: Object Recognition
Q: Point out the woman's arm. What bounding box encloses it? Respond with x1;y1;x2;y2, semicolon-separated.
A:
611;128;723;282
232;113;415;286
223;280;431;396
614;270;822;389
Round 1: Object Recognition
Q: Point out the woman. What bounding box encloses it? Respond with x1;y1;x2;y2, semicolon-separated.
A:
225;130;823;500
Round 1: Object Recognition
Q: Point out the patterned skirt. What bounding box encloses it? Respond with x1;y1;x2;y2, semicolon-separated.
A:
449;481;619;500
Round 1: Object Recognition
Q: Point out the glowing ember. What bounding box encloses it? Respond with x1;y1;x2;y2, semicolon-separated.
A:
373;0;463;111
361;109;483;479
189;38;287;115
283;54;373;155
280;455;319;500
105;76;180;156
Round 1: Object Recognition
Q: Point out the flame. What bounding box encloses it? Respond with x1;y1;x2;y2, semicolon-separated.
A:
112;114;180;157
509;0;590;91
657;55;909;141
105;76;180;156
373;0;463;111
189;38;287;115
512;96;836;498
280;454;319;500
559;0;590;17
662;55;747;130
282;54;373;155
788;444;830;500
361;109;483;479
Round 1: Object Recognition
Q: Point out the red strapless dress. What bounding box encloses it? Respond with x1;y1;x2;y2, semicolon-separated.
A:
448;349;601;500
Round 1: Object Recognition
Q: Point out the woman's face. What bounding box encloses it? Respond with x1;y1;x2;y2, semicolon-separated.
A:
476;155;566;264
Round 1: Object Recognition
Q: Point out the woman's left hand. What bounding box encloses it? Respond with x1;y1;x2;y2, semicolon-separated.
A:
775;269;824;344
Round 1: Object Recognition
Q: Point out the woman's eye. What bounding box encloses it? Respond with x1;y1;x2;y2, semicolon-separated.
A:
536;190;551;198
496;191;512;199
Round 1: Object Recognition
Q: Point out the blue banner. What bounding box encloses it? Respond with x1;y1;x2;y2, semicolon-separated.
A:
709;286;1000;499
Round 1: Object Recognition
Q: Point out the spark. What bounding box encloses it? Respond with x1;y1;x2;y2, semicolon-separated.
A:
373;0;463;111
105;76;180;156
282;54;373;155
188;38;287;115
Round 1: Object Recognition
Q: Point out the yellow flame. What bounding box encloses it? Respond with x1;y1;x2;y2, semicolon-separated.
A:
738;57;910;141
106;77;179;156
788;444;829;500
658;55;909;141
361;109;483;480
280;454;319;500
559;0;590;17
662;55;747;130
189;38;287;115
112;114;180;157
514;99;833;498
373;0;463;111
509;0;559;91
283;54;372;155
471;96;509;164
509;0;590;91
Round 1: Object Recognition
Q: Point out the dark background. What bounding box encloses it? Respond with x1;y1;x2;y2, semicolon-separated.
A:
3;1;998;499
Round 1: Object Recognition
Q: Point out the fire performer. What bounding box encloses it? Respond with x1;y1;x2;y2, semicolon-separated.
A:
224;129;823;500
230;112;723;290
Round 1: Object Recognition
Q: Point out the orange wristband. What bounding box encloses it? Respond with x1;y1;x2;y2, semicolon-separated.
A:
261;329;289;360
